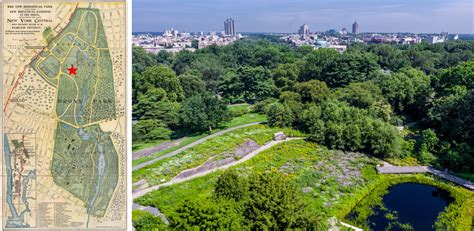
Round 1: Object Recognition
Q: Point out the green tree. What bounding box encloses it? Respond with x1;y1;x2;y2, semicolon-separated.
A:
417;129;439;164
133;210;168;230
344;123;363;151
133;87;180;127
244;171;315;229
191;39;199;49
132;46;156;73
300;48;339;81
178;92;230;132
178;72;206;97
279;91;304;120
272;63;300;91
173;50;196;75
238;66;276;102
325;121;344;150
436;60;474;94
301;101;402;157
172;199;243;230
430;89;474;145
190;55;224;92
138;65;184;102
404;48;439;74
369;44;410;71
254;46;282;68
378;68;431;116
366;119;402;156
154;50;174;66
132;119;171;142
294;80;331;103
219;71;244;102
320;50;380;87
336;81;386;108
214;170;248;202
302;105;325;143
266;102;294;128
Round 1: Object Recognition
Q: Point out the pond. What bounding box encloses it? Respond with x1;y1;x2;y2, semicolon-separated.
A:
347;182;453;230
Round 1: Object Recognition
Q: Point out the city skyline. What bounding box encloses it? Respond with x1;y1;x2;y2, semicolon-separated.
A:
133;0;473;34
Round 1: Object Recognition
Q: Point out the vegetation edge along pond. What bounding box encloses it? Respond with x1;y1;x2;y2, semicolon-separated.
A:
338;174;473;230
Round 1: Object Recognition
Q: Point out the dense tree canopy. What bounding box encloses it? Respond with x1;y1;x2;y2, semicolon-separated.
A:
171;170;325;229
133;38;474;173
378;68;431;116
319;50;380;87
178;92;230;132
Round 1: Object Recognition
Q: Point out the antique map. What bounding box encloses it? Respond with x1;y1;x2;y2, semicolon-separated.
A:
1;1;127;230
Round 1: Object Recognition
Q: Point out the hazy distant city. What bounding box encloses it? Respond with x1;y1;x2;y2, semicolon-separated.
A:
133;18;464;54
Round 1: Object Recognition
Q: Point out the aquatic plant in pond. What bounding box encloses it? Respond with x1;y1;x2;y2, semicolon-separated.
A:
347;182;453;230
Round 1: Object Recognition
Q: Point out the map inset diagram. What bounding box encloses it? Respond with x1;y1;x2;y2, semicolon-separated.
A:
2;2;127;230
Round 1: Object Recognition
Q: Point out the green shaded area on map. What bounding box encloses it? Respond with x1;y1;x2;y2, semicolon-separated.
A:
31;8;116;127
29;8;119;218
51;123;118;217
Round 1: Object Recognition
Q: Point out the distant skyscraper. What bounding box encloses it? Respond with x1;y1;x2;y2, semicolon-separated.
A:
352;19;359;34
224;18;236;36
298;24;309;37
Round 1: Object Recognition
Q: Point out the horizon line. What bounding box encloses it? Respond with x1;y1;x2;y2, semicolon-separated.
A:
132;31;473;35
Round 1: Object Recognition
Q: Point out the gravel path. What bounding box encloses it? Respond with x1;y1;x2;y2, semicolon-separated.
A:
377;165;474;190
133;137;303;199
133;138;185;160
132;122;263;171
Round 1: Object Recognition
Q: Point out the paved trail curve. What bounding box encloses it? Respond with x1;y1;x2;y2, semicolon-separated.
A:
133;122;263;171
133;137;303;199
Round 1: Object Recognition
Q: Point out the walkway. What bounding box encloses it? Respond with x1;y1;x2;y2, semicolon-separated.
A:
376;166;429;174
133;137;303;199
377;165;474;191
132;203;169;225
133;138;184;160
340;221;363;231
132;122;263;171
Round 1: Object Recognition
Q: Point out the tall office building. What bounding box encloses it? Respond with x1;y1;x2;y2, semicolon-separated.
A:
224;18;236;36
352;19;359;34
298;24;309;37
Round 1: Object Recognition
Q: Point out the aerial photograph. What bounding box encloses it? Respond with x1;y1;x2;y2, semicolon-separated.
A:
131;0;474;230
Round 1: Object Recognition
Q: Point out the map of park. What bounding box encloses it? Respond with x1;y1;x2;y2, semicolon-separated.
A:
32;6;119;220
31;8;117;127
2;2;127;229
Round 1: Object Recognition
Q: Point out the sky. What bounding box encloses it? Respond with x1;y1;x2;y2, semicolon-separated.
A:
133;0;474;34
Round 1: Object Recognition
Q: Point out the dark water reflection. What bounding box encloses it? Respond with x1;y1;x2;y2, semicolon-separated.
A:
350;183;453;231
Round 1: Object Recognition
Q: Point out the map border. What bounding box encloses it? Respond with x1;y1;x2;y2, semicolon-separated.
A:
0;0;129;230
0;1;4;229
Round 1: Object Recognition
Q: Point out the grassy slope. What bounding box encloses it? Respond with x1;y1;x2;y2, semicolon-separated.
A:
135;139;473;230
132;133;208;166
135;140;374;216
133;140;169;152
132;110;267;165
132;124;303;184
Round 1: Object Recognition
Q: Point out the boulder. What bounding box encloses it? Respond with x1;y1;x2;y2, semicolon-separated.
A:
273;132;286;141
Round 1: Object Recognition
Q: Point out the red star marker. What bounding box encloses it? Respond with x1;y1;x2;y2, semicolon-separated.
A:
67;64;78;76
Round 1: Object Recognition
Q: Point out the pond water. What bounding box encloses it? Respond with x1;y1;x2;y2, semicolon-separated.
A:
348;182;453;230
